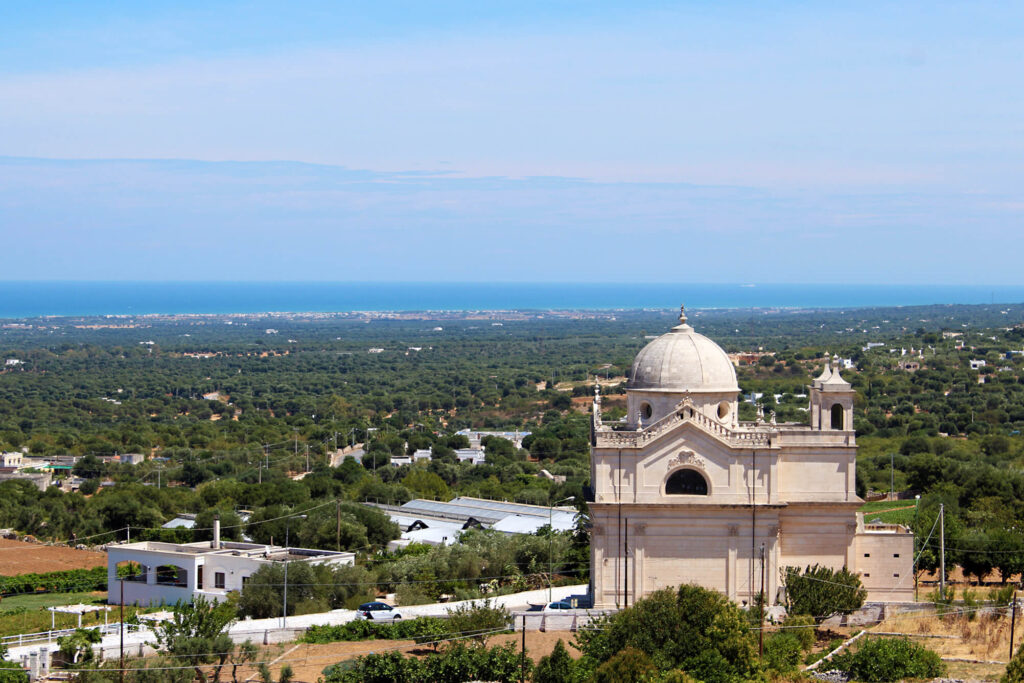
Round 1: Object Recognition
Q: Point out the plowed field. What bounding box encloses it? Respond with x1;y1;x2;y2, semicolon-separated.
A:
0;539;106;575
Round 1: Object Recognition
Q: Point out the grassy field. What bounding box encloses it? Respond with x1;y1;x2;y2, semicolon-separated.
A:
0;590;107;611
0;591;145;637
858;500;919;525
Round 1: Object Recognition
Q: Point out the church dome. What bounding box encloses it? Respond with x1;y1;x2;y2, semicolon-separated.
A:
628;306;740;393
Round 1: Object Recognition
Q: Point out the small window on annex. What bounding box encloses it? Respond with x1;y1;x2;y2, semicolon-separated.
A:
665;469;708;496
640;402;653;420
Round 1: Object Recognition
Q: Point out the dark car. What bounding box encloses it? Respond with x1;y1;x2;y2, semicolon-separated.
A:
355;601;403;621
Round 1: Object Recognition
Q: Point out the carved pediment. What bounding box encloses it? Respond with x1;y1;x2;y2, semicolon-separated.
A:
667;449;706;471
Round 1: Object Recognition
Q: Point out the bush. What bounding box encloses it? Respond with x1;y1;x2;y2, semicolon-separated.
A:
533;639;576;683
322;642;528;683
0;567;107;595
1004;641;1024;683
574;585;758;683
831;637;945;682
445;599;511;646
783;614;816;652
783;564;866;622
763;631;802;674
396;582;432;606
591;647;656;683
301;616;449;644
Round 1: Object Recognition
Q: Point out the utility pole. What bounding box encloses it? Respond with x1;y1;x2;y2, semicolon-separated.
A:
758;543;766;658
520;613;527;683
890;453;894;501
305;444;310;473
939;503;946;598
336;500;341;552
119;579;125;683
1011;592;1018;662
282;560;289;629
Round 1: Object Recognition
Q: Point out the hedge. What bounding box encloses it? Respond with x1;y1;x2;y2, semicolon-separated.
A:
302;617;449;644
0;567;108;596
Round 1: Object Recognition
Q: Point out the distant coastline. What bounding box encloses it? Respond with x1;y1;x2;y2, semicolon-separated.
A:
0;281;1023;319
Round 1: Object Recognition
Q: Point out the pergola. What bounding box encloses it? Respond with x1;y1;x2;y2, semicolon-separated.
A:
47;604;110;630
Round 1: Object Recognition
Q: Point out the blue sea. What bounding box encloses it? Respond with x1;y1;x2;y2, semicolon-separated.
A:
0;282;1022;319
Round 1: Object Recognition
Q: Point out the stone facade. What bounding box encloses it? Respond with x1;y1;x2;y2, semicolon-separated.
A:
589;307;913;609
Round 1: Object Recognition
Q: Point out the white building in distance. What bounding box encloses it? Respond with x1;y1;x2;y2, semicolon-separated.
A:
588;306;912;610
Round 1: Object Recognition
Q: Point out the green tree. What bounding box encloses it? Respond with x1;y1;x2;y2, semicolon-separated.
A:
444;598;511;646
591;647;657;683
783;564;866;623
533;639;577;683
832;637;945;682
402;469;450;501
56;628;102;666
151;596;237;683
574;585;758;683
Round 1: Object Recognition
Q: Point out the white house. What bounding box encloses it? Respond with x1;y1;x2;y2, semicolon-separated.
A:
107;519;355;606
455;449;487;465
0;452;24;468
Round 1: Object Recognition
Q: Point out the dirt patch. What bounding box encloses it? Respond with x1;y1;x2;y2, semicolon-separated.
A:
247;631;579;683
0;538;106;575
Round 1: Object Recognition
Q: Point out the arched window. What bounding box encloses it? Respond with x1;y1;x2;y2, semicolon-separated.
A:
831;403;844;430
665;469;708;496
640;402;653;419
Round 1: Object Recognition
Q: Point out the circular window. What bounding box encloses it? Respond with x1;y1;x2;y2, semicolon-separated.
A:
717;401;730;419
640;402;653;419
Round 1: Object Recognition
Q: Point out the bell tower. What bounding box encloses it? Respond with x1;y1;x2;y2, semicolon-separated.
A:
810;356;855;431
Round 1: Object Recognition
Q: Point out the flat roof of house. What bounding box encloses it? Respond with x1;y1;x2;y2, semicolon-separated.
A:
109;540;354;560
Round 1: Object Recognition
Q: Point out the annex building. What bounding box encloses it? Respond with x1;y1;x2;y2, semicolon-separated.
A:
588;306;913;609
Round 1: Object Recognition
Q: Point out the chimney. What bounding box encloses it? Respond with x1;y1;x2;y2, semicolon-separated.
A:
212;515;221;549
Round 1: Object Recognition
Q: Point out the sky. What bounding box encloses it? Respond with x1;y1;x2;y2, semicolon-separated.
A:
1;1;1023;283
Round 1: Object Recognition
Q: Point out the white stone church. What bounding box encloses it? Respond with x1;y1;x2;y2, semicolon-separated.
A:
588;307;913;609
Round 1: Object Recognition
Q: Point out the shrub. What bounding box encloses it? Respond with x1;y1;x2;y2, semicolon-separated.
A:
763;631;802;674
0;567;108;595
831;637;945;682
591;647;656;683
396;582;432;606
322;642;529;683
533;639;576;683
445;599;511;646
929;586;956;618
782;614;816;652
301;616;449;644
574;585;758;683
659;672;701;683
1005;642;1024;683
782;564;866;622
992;584;1015;607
